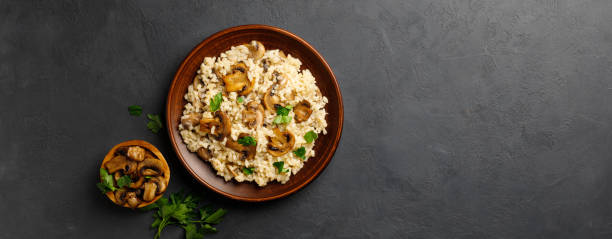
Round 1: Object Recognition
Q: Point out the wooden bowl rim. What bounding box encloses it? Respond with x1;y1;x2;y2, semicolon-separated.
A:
166;24;344;202
100;140;171;208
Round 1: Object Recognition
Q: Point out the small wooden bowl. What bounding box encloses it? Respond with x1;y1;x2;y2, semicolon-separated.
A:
166;25;344;201
100;140;171;208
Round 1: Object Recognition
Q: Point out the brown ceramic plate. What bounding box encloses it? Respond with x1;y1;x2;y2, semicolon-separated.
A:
166;25;343;202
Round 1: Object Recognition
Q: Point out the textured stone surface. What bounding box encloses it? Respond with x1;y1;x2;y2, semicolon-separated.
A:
2;0;612;238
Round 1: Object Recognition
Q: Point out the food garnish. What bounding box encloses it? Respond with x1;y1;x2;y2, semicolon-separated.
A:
273;105;293;124
237;136;257;146
242;167;254;175
273;161;289;174
96;168;116;193
142;191;227;239
304;131;318;143
237;96;244;103
147;114;163;134
209;92;223;112
129;105;143;116
293;147;306;160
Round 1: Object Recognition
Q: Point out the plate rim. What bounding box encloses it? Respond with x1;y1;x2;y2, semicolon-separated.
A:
166;24;344;202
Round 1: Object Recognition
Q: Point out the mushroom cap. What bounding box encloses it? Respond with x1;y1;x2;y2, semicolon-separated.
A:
293;100;313;123
243;101;264;129
245;40;265;60
100;140;170;208
225;133;257;161
222;62;253;96
266;128;296;156
104;155;137;174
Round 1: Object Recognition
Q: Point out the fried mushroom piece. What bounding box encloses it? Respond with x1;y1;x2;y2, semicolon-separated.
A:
196;147;212;161
142;182;157;202
226;133;257;161
222;62;253;96
263;71;290;111
104;155;137;175
137;156;164;177
266;128;295;156
128;176;145;189
243;101;264;129
125;191;140;208
293;100;313;123
200;111;231;141
148;176;167;194
245;40;265;60
181;113;201;129
114;188;127;205
127;146;145;162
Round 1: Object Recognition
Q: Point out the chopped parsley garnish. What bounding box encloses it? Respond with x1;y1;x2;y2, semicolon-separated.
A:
237;136;256;146
242;167;255;175
304;131;318;143
273;105;293;124
273;161;289;174
237;96;244;103
116;175;132;188
96;168;116;193
209;92;223;112
142;191;227;239
293;147;306;160
147;114;163;134
128;105;142;116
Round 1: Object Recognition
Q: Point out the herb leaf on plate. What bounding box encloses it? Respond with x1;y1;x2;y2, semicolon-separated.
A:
116;175;132;188
304;131;318;143
237;96;244;104
147;114;163;134
209;92;223;112
273;105;293;124
96;168;116;193
237;136;256;146
128;105;143;116
242;167;255;175
293;147;306;160
273;161;290;174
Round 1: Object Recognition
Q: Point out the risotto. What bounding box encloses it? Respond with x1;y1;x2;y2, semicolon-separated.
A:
178;41;328;186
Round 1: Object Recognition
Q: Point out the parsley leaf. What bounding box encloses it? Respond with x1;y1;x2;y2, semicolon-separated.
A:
293;147;306;160
237;96;244;104
273;115;292;124
276;105;292;116
204;208;227;224
116;175;132;188
147;114;163;134
273;161;290;174
273;105;293;124
96;168;116;193
237;136;256;146
142;191;227;239
128;105;142;116
304;131;318;143
242;167;255;175
209;92;223;112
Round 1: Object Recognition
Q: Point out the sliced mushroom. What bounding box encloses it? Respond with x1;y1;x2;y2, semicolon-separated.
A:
129;175;145;189
200;111;231;141
266;128;295;156
196;147;211;161
222;62;253;96
137;156;164;177
181;113;201;129
125;191;140;208
127;146;145;162
226;133;257;161
243;101;264;129
104;155;137;174
149;176;167;194
192;75;203;89
245;40;265;60
293;100;313;123
113;171;123;183
263;71;289;111
142;182;157;202
114;188;127;205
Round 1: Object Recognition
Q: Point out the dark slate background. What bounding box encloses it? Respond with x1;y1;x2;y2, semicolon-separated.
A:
2;0;612;238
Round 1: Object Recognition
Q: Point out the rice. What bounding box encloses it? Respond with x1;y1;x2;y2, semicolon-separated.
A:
179;41;328;186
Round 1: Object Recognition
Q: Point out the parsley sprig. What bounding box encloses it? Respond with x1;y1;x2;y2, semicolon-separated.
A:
209;92;223;112
128;105;143;116
237;136;256;146
304;131;318;143
147;114;163;134
142;191;227;239
273;161;289;174
293;147;306;160
273;105;292;124
96;168;116;193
